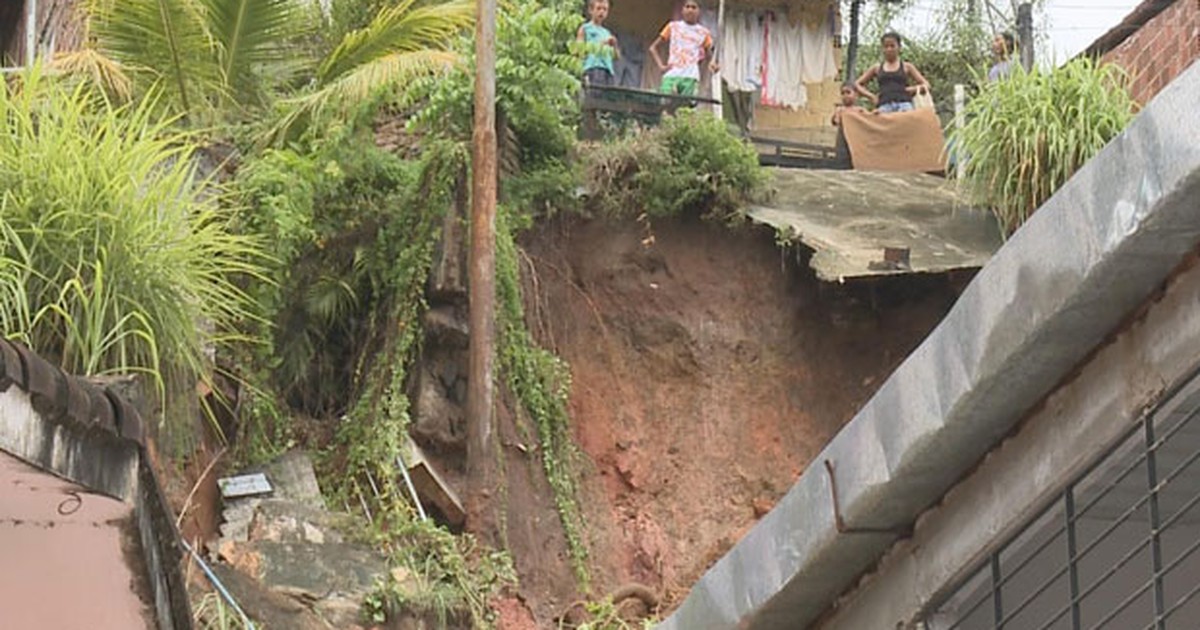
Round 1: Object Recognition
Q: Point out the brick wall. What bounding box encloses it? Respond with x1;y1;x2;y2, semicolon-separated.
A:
1101;0;1200;104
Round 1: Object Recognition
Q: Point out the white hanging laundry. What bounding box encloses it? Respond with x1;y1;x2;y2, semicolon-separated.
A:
744;12;765;90
799;14;838;83
722;11;763;92
763;12;807;109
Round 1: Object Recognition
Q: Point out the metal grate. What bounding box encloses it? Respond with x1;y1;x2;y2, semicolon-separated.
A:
922;376;1200;630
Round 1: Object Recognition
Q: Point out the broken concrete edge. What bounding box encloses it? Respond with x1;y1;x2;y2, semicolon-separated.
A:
0;337;193;630
658;62;1200;630
746;169;1002;283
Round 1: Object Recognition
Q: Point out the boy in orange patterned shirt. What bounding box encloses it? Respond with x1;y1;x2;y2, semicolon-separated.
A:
649;0;717;96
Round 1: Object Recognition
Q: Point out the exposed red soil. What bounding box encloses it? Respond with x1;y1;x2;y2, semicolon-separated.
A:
492;594;539;630
502;214;966;624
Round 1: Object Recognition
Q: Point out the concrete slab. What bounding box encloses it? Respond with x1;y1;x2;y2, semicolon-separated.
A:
747;169;1002;282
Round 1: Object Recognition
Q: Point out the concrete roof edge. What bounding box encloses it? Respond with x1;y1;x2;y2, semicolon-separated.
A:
659;62;1200;630
0;338;193;629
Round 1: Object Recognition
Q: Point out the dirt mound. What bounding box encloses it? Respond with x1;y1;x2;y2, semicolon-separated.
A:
507;214;966;622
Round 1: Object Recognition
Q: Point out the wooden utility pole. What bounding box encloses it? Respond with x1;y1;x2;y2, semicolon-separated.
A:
1017;2;1033;71
846;0;864;84
466;0;499;537
712;0;725;119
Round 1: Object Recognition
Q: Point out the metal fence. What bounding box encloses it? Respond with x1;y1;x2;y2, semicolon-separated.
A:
922;375;1200;630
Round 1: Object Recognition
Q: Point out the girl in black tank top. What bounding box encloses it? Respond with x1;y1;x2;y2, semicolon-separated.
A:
877;61;911;105
852;32;932;113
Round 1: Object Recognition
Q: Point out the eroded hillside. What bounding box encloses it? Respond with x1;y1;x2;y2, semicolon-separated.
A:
486;213;968;625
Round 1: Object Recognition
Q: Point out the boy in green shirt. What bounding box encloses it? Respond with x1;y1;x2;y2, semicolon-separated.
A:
577;0;619;87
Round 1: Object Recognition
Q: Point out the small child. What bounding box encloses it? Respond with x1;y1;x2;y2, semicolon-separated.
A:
831;84;865;126
577;0;619;87
649;0;716;96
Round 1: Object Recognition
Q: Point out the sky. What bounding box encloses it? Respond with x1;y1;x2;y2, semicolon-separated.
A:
1041;0;1144;61
861;0;1145;64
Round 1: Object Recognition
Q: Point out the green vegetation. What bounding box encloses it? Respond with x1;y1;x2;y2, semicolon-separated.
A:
854;0;1048;116
583;110;767;220
86;0;473;132
0;68;264;411
361;517;517;627
496;208;589;585
950;58;1136;235
193;592;253;629
565;601;655;630
8;0;770;624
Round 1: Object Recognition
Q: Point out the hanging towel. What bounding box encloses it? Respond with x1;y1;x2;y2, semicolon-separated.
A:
722;11;763;92
840;108;947;173
799;13;838;83
763;12;807;109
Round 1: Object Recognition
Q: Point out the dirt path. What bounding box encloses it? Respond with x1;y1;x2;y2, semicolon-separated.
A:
508;214;965;623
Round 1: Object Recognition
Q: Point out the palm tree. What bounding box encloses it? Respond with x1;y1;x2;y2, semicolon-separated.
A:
272;0;474;139
84;0;473;124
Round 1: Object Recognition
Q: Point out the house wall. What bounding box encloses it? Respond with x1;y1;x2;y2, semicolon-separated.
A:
1100;0;1200;105
817;254;1200;629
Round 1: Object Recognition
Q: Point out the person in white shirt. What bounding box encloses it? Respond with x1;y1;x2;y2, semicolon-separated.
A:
649;0;718;96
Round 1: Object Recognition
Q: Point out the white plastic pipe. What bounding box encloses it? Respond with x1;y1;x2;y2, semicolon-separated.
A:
26;0;37;68
954;83;966;181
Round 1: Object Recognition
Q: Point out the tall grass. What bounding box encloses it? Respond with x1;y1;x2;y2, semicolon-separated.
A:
950;58;1137;236
0;68;266;412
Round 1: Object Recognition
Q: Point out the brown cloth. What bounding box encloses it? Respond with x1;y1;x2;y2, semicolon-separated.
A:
841;108;947;173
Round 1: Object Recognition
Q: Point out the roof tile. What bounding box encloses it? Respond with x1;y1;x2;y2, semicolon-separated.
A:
0;340;26;391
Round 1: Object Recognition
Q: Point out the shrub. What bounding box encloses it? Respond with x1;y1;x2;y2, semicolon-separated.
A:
583;109;767;219
950;58;1136;235
233;138;422;416
0;70;265;411
407;0;582;167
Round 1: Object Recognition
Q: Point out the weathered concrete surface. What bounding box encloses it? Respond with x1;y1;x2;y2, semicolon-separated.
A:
217;498;390;628
216;453;390;628
220;450;325;542
748;169;1002;282
0;450;154;629
819;254;1200;629
659;59;1200;630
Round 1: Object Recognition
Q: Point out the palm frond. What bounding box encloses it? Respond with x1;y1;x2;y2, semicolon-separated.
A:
199;0;305;99
49;48;135;102
267;49;458;143
87;0;217;113
316;0;473;85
